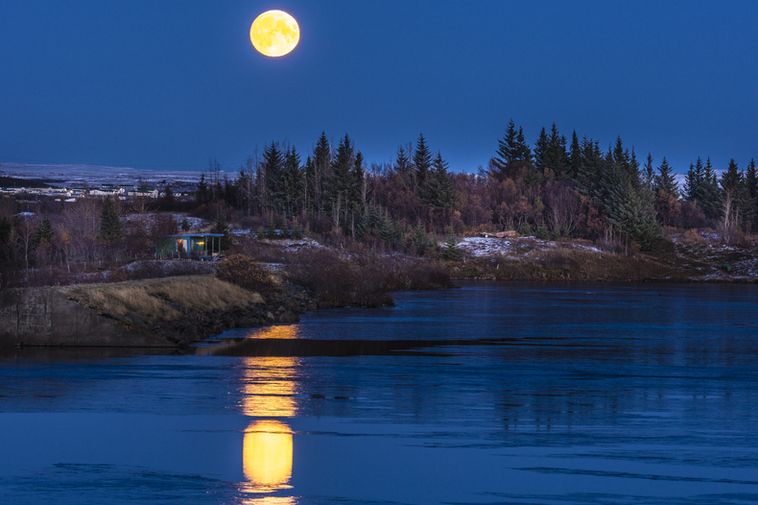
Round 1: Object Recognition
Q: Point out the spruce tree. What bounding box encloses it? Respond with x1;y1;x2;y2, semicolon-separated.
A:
413;134;433;193
700;158;722;221
100;197;122;244
533;127;549;172
261;142;285;213
644;153;655;190
720;159;745;234
745;158;758;231
281;146;304;218
491;120;518;180
684;163;698;201
654;157;678;196
329;134;356;229
568;131;582;180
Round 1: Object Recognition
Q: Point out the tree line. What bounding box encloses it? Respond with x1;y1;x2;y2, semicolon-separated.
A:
193;121;758;252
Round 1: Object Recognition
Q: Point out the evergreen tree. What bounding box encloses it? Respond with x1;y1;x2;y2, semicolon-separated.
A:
644;153;655;190
700;158;722;221
196;173;210;205
413;133;433;194
491;120;519;180
307;132;331;217
533;127;549;172
426;152;455;211
568;131;582;179
654;157;678;196
515;127;531;162
261;142;285;213
281;146;304;218
684;163;699;201
545;124;568;177
745;158;758;231
329;134;356;229
100;197;122;243
394;146;412;176
720;159;743;232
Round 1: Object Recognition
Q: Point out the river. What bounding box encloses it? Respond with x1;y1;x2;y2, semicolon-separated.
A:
1;282;757;504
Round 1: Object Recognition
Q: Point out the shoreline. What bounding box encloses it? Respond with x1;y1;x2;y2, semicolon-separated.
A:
2;271;756;353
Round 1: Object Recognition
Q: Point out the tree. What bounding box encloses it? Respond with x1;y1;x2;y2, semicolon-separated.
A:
491;120;519;180
745;158;758;232
100;197;122;244
720;159;743;239
568;131;582;179
413;133;433;196
307;132;331;218
281;146;304;218
643;153;655;190
654;157;678;196
260;142;285;213
196;173;210;205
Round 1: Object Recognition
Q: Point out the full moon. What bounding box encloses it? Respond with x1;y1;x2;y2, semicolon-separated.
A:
249;10;300;58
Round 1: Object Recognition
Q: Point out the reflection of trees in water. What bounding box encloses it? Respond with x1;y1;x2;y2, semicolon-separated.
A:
239;327;300;501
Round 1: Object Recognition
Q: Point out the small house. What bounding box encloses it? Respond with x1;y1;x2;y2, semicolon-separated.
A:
157;233;224;259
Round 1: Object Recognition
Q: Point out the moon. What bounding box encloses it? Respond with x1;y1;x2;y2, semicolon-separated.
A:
249;10;300;58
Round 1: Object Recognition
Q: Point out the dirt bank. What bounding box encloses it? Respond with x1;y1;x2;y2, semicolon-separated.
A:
0;275;308;348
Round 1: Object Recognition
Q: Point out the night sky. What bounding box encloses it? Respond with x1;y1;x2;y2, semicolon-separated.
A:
1;0;756;173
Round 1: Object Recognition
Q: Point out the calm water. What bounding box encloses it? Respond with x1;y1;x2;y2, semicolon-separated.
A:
1;282;758;505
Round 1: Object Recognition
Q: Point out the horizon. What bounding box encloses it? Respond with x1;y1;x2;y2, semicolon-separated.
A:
2;0;757;173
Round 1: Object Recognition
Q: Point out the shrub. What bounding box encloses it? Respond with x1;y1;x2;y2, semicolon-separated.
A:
216;254;277;293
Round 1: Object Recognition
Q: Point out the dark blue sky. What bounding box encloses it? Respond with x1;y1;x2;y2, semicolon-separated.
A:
1;0;756;173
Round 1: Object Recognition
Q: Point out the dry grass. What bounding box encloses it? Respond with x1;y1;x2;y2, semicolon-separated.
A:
62;275;263;325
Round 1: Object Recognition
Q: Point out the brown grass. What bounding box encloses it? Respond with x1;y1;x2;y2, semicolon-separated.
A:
62;275;263;325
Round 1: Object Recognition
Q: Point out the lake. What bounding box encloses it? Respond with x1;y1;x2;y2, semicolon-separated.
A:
1;282;758;504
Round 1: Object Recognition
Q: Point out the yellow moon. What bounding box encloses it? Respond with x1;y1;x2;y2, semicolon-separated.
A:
249;10;300;58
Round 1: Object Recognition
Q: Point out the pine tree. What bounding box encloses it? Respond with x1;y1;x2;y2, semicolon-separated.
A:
394;146;412;176
261;142;285;213
720;159;743;233
745;158;758;232
654;157;678;196
100;197;122;243
644;153;655;190
684;163;698;201
427;152;454;210
516;127;531;162
568;131;582;180
545;124;568;177
329;134;356;229
281;146;304;218
196;173;210;205
34;217;53;246
491;120;518;180
413;133;433;194
308;131;331;217
533;127;549;172
700;158;722;221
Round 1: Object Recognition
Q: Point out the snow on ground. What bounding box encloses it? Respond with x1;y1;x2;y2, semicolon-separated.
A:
455;237;513;257
453;236;604;258
260;237;325;253
124;213;209;231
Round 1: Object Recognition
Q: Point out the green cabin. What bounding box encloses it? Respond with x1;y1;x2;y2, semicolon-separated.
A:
156;233;224;259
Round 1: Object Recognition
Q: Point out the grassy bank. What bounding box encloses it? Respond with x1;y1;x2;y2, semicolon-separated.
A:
62;275;270;344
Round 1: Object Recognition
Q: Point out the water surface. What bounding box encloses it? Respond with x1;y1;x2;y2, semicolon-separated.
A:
1;282;757;504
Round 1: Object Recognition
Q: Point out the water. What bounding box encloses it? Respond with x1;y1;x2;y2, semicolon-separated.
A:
1;282;757;504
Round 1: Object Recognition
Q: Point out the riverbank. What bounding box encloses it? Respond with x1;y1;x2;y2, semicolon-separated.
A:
0;274;310;348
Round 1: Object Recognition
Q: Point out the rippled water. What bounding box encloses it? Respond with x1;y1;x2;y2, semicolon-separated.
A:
1;282;758;504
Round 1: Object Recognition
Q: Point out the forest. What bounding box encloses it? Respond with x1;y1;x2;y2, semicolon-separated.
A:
1;120;757;287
